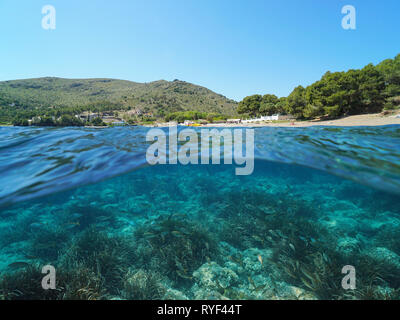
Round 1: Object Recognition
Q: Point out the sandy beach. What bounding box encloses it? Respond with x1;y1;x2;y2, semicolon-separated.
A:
200;112;400;128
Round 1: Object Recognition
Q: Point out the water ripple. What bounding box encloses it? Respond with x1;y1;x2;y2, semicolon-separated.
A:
0;125;399;207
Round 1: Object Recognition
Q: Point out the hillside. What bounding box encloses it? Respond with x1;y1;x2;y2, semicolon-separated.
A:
0;77;238;124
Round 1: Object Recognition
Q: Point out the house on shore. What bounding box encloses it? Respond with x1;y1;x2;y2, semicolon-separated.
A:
76;112;99;122
242;114;280;123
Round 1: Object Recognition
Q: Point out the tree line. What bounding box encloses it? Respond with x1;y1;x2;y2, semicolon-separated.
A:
237;54;400;119
12;114;107;127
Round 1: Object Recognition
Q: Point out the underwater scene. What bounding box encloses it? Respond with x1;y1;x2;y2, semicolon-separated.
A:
0;125;400;300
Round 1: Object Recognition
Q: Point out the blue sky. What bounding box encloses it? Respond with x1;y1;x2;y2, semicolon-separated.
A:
0;0;399;101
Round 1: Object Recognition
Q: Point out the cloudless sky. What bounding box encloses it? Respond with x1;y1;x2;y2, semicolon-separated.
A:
0;0;399;101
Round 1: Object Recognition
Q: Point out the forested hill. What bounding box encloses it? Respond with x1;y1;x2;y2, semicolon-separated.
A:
0;77;238;124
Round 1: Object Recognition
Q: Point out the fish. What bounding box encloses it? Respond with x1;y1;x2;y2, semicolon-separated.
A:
176;270;192;280
69;213;83;219
171;231;182;237
103;204;118;209
257;254;263;265
266;236;273;242
24;255;39;260
252;235;263;243
8;262;30;270
29;222;44;232
143;232;157;239
62;221;80;229
97;216;111;222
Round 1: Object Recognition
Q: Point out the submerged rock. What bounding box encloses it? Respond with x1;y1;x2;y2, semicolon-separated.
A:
242;248;273;273
337;237;361;257
193;262;239;290
163;288;189;300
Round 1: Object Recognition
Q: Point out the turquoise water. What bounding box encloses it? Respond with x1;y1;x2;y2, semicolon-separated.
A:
0;125;400;300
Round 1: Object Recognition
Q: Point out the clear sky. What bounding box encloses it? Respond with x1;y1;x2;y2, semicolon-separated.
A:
1;0;399;101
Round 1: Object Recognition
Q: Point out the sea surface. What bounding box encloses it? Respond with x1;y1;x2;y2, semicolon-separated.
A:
0;125;399;300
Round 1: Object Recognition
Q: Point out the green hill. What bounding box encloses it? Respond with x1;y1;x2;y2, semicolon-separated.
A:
0;77;238;124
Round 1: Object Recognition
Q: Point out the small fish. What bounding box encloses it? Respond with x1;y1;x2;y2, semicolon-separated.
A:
257;254;263;265
62;221;80;229
289;243;296;252
143;232;156;238
24;255;38;260
29;222;43;232
97;216;111;222
176;270;192;280
8;262;30;270
69;213;83;219
252;235;263;243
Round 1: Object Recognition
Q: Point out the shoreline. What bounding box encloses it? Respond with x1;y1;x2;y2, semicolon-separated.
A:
182;112;400;128
2;112;400;129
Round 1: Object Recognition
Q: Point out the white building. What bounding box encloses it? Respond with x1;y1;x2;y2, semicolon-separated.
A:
242;114;279;123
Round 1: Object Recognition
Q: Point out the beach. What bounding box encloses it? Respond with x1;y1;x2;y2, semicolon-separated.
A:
146;112;400;128
201;112;400;128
